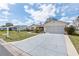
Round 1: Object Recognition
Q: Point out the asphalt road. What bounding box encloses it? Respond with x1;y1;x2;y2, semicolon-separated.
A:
0;44;13;56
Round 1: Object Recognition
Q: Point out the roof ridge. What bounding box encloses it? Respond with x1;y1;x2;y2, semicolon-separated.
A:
45;17;57;24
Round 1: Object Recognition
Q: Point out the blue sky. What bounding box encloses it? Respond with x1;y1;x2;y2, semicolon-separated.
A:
0;3;79;26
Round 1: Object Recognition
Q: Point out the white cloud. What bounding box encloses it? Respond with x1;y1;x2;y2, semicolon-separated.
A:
0;19;8;21
2;11;10;16
61;5;69;13
9;3;16;5
1;10;11;19
6;19;33;26
59;17;69;22
0;3;9;10
29;3;34;6
24;5;29;10
7;19;24;25
61;13;65;16
0;3;15;21
56;9;59;13
59;16;76;23
60;4;79;16
25;19;34;26
0;18;8;25
0;3;16;10
24;4;56;24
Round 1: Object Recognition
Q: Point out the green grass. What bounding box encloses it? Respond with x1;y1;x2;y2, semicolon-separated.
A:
69;33;79;54
0;30;37;42
0;30;6;37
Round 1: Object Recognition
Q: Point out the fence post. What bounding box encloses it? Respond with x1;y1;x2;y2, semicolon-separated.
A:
7;27;9;37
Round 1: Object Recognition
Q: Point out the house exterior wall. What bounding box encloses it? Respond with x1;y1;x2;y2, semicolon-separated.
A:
44;21;66;34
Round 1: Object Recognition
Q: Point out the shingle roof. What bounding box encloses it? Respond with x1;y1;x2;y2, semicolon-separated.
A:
45;17;58;24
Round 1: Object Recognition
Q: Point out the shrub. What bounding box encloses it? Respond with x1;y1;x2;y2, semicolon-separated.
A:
65;25;75;35
34;27;44;33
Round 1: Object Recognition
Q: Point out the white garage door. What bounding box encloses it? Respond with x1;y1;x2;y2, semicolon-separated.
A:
44;26;65;34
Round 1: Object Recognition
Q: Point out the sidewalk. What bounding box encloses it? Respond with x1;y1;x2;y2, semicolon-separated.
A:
0;38;30;56
64;35;79;56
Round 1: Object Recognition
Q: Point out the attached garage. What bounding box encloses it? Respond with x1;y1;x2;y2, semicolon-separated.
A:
44;21;66;34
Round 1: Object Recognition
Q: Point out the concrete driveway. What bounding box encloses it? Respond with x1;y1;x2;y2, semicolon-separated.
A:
11;33;67;56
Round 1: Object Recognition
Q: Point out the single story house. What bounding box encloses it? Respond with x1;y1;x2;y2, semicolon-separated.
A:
0;25;28;31
15;25;28;31
26;17;67;34
44;18;66;34
27;24;44;32
0;26;17;30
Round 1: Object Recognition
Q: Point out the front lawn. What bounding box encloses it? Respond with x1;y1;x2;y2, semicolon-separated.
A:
0;30;37;42
69;33;79;54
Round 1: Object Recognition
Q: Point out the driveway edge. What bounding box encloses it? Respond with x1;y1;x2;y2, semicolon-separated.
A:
0;38;30;56
3;44;31;56
64;35;79;56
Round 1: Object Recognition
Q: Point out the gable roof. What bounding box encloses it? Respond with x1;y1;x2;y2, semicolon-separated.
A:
44;17;58;24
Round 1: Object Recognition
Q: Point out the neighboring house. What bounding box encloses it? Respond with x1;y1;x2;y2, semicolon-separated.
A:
30;24;37;31
26;25;35;31
44;18;66;34
15;25;28;31
0;27;7;30
0;26;17;30
73;16;79;30
9;27;17;30
27;24;44;31
0;25;28;31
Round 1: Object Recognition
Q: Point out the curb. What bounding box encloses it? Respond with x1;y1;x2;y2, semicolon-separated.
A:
0;38;30;56
64;35;79;56
3;44;31;56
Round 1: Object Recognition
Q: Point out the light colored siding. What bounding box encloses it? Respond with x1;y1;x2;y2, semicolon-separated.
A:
44;21;66;34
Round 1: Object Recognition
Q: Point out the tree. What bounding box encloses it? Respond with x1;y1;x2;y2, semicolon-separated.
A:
1;25;6;27
65;25;75;35
34;26;44;33
5;23;13;27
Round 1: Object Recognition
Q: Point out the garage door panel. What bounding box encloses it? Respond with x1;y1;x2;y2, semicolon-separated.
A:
44;26;64;34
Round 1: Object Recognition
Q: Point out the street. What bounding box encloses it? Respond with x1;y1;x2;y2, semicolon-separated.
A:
0;44;13;56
